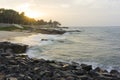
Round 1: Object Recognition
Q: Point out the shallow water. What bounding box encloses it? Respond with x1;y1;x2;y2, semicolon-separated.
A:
13;27;120;71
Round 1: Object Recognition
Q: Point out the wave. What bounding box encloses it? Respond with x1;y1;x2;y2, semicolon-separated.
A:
10;27;120;71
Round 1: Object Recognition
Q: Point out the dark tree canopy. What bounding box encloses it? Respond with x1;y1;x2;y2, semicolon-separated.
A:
0;8;61;26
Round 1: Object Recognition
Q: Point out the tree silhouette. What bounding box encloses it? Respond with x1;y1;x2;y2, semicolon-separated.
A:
0;8;61;27
53;21;61;27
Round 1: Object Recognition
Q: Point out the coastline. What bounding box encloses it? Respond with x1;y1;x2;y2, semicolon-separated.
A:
0;42;120;80
0;30;120;79
0;31;33;41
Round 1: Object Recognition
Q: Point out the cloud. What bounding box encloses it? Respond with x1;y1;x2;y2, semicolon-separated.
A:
16;3;31;11
0;0;120;26
60;4;71;8
73;0;95;5
70;0;120;9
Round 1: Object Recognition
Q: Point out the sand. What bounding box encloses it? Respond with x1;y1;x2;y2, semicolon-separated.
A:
0;31;33;41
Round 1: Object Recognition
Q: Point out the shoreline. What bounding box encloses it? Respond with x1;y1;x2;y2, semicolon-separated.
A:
0;31;120;79
0;31;33;41
0;42;120;80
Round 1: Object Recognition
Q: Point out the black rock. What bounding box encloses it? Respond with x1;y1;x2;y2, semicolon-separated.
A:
81;64;92;71
88;70;100;77
36;28;66;34
72;69;86;75
66;76;75;80
79;75;92;80
67;30;81;32
0;42;28;54
110;70;120;74
41;39;48;41
0;42;120;80
93;67;108;73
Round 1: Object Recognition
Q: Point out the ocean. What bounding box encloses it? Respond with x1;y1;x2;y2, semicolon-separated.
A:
13;27;120;71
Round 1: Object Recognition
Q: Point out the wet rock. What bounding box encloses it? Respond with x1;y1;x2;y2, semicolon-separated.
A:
88;70;100;77
67;30;81;32
81;64;92;71
95;76;112;80
110;70;120;74
0;53;11;57
0;42;28;54
72;69;86;75
62;64;76;70
93;67;108;73
41;39;48;41
102;73;114;77
36;28;66;34
79;75;91;80
62;64;69;68
70;62;80;69
0;65;8;72
58;78;66;80
23;76;32;80
0;42;120;80
61;71;73;76
50;63;62;68
66;76;75;80
40;70;53;77
34;67;40;71
6;77;18;80
15;54;28;59
71;62;79;67
8;60;17;65
53;73;61;78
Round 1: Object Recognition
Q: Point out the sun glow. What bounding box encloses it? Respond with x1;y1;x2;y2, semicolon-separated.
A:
17;3;45;18
25;11;40;18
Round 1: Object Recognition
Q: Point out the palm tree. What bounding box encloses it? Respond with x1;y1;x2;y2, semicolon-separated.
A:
52;21;61;27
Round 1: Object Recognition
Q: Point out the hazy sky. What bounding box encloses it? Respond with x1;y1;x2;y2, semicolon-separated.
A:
0;0;120;26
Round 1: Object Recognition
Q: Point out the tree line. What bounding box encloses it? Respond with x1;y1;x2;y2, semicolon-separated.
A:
0;8;61;26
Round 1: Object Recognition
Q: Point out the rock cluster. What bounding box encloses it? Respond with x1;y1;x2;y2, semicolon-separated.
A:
35;28;66;35
0;42;120;80
0;42;28;54
67;30;81;32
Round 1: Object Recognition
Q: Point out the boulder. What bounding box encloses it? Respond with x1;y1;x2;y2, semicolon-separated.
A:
81;64;92;71
67;30;81;32
0;42;28;54
88;70;100;77
35;28;66;34
110;70;120;75
41;39;48;41
93;67;108;73
0;42;120;80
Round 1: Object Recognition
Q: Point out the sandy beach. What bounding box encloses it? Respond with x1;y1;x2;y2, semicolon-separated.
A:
0;31;32;41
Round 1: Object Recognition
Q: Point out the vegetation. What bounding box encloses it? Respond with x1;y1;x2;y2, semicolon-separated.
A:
0;8;61;26
0;26;22;31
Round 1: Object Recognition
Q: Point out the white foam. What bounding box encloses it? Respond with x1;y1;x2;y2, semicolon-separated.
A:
12;33;65;46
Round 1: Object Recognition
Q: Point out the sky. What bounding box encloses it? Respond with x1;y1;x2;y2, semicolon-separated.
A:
0;0;120;26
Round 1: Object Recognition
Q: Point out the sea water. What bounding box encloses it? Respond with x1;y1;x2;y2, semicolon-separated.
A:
13;27;120;71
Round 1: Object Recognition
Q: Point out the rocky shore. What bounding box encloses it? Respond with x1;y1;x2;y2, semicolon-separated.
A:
0;42;120;80
31;27;81;35
34;28;66;35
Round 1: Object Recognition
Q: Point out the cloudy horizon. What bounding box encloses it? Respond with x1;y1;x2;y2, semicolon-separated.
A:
0;0;120;26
